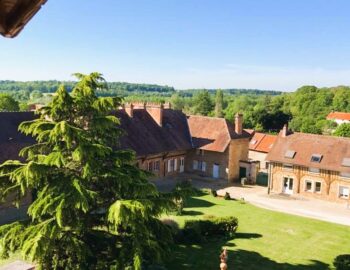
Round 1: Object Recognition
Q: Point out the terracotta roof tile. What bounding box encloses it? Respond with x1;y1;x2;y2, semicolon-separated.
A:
326;112;350;121
249;132;277;153
115;109;192;156
187;115;250;152
266;131;350;173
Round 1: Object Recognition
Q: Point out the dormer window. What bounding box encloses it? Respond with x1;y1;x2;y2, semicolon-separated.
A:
341;158;350;167
311;154;322;163
284;150;296;159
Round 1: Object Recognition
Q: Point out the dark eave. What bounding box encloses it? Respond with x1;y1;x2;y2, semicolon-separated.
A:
0;0;47;38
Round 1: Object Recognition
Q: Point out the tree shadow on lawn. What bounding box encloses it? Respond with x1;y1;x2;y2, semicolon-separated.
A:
185;197;216;208
181;210;203;216
166;236;329;270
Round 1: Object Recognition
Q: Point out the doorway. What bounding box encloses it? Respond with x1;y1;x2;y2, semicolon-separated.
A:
283;177;293;195
213;164;220;179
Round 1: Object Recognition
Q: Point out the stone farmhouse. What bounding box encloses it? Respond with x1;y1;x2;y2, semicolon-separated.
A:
326;111;350;125
117;102;251;182
267;125;350;203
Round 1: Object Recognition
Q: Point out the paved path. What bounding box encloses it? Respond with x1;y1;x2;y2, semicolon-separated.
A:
0;261;34;270
217;185;350;226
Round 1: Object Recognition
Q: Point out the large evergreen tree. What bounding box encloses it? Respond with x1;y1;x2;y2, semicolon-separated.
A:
193;90;213;116
0;73;174;269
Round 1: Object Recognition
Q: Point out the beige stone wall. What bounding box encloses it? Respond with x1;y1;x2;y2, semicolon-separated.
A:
228;138;250;182
248;150;268;173
137;150;187;178
270;162;350;203
185;149;229;179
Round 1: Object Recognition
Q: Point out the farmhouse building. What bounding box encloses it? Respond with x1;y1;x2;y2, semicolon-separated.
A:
326;111;350;125
267;125;350;203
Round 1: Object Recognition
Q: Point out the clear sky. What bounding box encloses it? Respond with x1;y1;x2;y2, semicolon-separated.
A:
1;0;350;91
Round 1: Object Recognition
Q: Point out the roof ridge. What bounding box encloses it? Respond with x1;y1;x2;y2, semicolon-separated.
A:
290;131;350;142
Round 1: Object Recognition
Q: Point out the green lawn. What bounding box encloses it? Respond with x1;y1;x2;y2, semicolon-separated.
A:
164;193;350;270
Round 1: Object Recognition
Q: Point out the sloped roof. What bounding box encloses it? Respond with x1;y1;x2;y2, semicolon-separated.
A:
115;109;192;156
0;0;47;38
0;112;36;163
249;132;277;153
327;112;350;121
187;115;250;152
266;130;350;173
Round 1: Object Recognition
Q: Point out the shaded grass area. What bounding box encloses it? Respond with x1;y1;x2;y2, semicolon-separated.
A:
165;194;350;270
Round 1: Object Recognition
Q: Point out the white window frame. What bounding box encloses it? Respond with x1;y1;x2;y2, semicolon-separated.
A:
339;186;350;199
153;160;160;172
315;181;322;193
174;158;178;171
305;180;313;192
167;160;172;172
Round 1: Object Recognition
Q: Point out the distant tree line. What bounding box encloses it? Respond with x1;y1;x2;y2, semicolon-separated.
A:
1;80;350;136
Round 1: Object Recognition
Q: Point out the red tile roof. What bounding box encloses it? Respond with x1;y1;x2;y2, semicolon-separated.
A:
115;109;192;156
249;132;277;153
266;130;350;173
326;112;350;121
187;115;250;152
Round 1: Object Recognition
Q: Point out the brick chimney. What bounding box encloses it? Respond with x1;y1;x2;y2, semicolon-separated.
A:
235;113;243;135
125;103;134;118
146;102;164;127
282;124;288;137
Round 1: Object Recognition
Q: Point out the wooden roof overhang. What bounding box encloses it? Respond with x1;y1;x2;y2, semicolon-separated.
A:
0;0;47;38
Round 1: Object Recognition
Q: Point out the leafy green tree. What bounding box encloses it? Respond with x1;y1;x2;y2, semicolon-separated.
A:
30;90;43;100
215;89;224;117
170;93;184;110
193;90;213;116
0;73;174;269
334;123;350;137
0;93;19;111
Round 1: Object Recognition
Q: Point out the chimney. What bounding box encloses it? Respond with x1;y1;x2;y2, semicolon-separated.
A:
235;113;243;135
125;103;134;118
146;102;164;127
282;124;288;137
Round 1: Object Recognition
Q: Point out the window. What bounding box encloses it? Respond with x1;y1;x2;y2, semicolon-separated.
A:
339;186;350;199
284;150;296;159
174;159;178;171
193;160;198;170
201;161;206;172
170;159;175;172
180;158;184;166
311;154;322;163
283;164;293;170
342;158;350;167
153;161;160;171
305;180;312;192
148;161;153;172
309;167;320;174
315;182;322;193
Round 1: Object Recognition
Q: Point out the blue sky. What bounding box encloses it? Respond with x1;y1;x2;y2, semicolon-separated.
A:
1;0;350;91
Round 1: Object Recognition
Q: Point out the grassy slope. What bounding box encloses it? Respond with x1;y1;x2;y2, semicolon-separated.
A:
165;194;350;270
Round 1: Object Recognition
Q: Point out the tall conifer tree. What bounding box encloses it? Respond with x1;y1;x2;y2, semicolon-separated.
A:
0;73;173;269
215;89;224;118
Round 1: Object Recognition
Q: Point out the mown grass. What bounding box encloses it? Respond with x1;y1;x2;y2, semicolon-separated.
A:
164;193;350;270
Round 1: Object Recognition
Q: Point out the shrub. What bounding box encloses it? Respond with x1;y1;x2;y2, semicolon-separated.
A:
224;192;231;200
162;219;179;233
211;189;217;197
180;216;238;243
334;254;350;270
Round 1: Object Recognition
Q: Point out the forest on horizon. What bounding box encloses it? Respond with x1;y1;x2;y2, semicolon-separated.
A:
0;80;350;137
